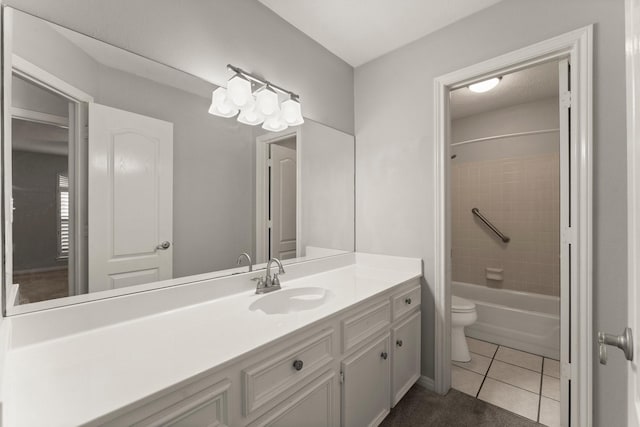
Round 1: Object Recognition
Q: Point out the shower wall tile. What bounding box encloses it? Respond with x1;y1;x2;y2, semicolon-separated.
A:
451;153;560;297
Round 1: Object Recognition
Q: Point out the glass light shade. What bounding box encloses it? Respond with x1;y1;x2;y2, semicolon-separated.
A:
208;87;238;118
237;103;265;126
227;74;253;108
255;87;280;117
262;114;288;132
281;99;304;126
468;77;501;93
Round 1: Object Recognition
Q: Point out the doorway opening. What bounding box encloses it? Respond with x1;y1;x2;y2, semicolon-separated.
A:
11;74;72;304
255;129;302;264
432;26;593;427
448;60;561;425
4;55;93;310
268;136;297;260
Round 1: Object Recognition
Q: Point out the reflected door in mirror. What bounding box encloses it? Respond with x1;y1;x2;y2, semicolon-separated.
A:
269;139;297;260
88;103;173;291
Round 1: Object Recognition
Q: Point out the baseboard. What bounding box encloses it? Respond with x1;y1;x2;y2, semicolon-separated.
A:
14;266;67;275
416;375;435;391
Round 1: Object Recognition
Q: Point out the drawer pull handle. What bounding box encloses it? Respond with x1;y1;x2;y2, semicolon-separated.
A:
380;352;388;360
405;297;412;305
292;360;304;371
396;340;403;347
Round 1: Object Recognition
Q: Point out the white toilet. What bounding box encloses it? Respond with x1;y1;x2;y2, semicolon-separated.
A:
451;296;478;362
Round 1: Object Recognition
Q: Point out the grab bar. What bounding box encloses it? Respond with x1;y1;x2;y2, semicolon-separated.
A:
471;208;510;243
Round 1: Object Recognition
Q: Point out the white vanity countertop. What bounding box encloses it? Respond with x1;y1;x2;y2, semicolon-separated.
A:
3;253;421;426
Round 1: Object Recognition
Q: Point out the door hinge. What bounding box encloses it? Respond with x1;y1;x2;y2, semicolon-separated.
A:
340;371;344;384
561;90;572;108
561;361;572;380
267;220;272;229
267;158;273;167
561;227;576;245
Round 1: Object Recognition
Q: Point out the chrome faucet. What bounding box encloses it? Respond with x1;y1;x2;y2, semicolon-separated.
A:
236;252;253;272
253;257;285;294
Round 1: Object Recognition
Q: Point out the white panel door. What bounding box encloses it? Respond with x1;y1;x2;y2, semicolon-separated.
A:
628;1;640;425
88;103;173;292
270;142;297;260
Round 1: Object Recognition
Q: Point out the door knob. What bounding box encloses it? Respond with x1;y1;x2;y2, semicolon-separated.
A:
156;241;171;250
598;327;633;365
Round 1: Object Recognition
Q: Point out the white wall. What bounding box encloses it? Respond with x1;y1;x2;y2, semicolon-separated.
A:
3;0;354;134
355;0;626;424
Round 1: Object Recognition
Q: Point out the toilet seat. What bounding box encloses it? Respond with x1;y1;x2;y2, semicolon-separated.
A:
452;296;475;313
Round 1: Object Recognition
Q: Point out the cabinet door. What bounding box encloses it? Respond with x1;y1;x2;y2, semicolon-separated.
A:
249;371;338;427
341;333;390;427
391;311;421;407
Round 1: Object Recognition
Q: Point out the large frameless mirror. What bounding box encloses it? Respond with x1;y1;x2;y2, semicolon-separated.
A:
2;7;355;314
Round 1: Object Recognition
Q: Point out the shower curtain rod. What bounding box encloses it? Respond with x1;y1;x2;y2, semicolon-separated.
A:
451;128;560;147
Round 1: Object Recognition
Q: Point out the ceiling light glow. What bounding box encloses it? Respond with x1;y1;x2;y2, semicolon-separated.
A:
468;77;501;93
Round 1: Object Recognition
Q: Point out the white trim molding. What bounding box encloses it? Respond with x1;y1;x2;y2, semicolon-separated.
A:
416;375;435;392
433;26;593;427
626;1;640;425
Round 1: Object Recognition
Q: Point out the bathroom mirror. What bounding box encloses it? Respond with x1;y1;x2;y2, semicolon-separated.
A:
2;8;355;313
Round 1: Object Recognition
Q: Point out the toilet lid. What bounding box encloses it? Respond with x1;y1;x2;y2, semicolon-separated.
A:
452;296;476;312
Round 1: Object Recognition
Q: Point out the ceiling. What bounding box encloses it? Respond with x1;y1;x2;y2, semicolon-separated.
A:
450;60;559;119
258;0;503;67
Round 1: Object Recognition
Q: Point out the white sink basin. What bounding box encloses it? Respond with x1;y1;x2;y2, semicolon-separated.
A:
249;287;334;315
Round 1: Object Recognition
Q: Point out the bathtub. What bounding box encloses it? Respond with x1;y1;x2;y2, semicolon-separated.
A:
452;281;560;359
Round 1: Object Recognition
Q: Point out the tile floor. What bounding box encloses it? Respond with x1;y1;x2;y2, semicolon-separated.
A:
452;337;561;427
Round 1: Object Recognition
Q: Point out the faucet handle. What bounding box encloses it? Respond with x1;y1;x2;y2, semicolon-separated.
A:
272;274;281;288
251;276;266;288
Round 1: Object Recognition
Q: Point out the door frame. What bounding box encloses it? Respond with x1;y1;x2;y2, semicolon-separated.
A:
3;6;94;312
255;128;302;264
626;0;640;425
432;26;593;426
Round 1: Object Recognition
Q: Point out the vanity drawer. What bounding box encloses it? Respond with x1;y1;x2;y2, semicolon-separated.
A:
342;300;391;354
242;328;334;416
392;284;421;321
96;378;231;427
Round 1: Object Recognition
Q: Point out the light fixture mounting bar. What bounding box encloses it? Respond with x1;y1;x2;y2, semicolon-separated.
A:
227;64;299;100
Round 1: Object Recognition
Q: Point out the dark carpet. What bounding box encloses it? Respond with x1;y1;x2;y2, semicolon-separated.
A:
380;385;542;427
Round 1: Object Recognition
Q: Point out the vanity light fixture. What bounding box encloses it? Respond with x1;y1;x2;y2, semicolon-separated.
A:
468;77;502;93
226;73;253;109
255;86;280;117
281;97;304;126
237;103;265;126
208;87;238;117
208;64;304;131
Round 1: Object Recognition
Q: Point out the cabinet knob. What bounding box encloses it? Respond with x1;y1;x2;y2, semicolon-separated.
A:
396;340;403;347
292;360;304;371
380;352;388;360
405;297;412;305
